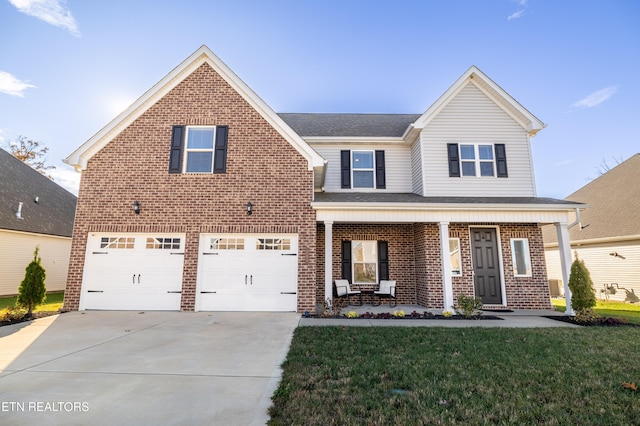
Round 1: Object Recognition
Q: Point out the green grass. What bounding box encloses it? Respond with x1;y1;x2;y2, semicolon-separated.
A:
0;291;64;312
269;327;640;425
552;298;640;324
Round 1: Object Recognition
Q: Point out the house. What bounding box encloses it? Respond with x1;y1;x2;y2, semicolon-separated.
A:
62;45;583;313
543;154;640;304
0;148;76;296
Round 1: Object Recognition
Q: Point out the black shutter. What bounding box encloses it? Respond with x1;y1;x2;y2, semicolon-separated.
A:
214;126;228;173
378;241;389;281
447;143;460;177
340;150;351;188
375;150;386;189
495;144;508;178
168;125;185;173
341;240;352;282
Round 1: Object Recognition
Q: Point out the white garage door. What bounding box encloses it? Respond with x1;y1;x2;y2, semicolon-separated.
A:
80;233;185;310
196;234;298;311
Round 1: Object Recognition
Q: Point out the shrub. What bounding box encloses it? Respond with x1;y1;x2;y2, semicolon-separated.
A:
17;246;47;316
0;306;28;323
568;253;596;314
454;293;483;318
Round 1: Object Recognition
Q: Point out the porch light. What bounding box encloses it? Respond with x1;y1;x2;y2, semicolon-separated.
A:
246;201;253;215
133;201;140;215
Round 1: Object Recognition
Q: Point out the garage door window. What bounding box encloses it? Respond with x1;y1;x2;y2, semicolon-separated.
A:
256;238;291;250
100;237;135;249
146;237;181;249
210;238;245;250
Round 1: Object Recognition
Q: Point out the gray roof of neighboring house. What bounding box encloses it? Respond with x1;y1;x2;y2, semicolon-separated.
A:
0;148;76;237
278;113;421;137
543;153;640;244
313;192;582;206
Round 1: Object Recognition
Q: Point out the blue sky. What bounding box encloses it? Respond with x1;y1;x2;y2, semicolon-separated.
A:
0;0;638;198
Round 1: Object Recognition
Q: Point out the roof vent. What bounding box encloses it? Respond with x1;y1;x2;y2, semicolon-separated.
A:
34;196;39;204
16;202;24;220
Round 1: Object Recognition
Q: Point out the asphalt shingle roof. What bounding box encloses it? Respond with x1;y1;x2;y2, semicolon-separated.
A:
543;153;640;244
313;192;581;206
0;148;76;237
278;113;421;137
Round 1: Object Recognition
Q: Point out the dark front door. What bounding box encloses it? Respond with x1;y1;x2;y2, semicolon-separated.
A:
470;228;502;305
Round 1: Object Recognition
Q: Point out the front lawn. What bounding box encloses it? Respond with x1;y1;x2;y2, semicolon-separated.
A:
0;291;64;312
269;327;640;425
552;298;640;324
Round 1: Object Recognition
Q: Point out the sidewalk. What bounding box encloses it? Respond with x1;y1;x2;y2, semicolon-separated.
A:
298;304;579;328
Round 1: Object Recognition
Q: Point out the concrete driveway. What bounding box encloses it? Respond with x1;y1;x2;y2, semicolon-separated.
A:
0;311;299;425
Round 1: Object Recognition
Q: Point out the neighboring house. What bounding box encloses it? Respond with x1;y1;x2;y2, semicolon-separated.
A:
63;45;583;313
0;148;77;296
543;154;640;304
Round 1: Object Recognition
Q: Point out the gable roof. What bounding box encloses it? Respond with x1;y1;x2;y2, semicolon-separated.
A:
405;66;545;141
65;45;325;173
0;148;76;237
543;154;640;244
279;113;421;137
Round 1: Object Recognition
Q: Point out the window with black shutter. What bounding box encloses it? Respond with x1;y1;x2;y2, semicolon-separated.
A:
495;144;508;177
447;143;460;177
169;125;228;174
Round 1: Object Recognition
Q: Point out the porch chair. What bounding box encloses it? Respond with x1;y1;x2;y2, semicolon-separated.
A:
334;279;362;306
374;280;397;307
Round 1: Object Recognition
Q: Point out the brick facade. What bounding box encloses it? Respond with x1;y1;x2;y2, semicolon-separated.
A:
317;222;552;310
63;63;317;312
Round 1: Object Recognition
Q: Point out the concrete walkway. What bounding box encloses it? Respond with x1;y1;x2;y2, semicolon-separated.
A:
298;304;579;328
0;311;299;425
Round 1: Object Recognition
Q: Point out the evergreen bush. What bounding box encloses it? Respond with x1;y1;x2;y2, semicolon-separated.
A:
568;253;596;313
17;246;47;316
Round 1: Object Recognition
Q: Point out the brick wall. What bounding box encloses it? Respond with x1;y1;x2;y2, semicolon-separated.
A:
316;224;417;305
64;63;316;312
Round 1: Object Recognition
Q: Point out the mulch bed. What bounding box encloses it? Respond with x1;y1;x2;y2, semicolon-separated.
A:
544;315;640;327
0;311;61;327
311;311;503;320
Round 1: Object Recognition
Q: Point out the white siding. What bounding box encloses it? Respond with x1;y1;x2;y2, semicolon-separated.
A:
411;140;423;194
0;230;71;295
312;144;413;192
545;240;640;303
422;83;536;197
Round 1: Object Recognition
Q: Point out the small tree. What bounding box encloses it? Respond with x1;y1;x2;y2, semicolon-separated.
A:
17;246;47;316
568;253;596;313
6;136;56;179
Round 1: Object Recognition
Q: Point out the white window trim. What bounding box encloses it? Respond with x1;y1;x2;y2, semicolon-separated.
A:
459;144;495;178
352;240;378;284
183;126;216;174
351;150;376;189
449;238;462;276
511;238;532;277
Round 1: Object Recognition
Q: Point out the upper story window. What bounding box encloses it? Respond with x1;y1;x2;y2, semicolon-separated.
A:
460;144;495;177
447;143;508;178
352;151;375;188
168;125;228;174
185;127;215;173
341;150;386;189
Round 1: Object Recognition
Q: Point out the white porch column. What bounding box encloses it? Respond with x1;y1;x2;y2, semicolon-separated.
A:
324;221;333;305
439;221;454;312
555;222;574;316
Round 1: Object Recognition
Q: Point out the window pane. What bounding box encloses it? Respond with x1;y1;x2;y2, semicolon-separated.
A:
478;145;493;160
512;239;531;276
460;145;475;160
353;170;374;188
186;152;213;172
352;241;377;262
480;162;494;176
187;128;214;149
354;263;377;283
449;239;462;276
352;151;374;169
461;161;476;176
